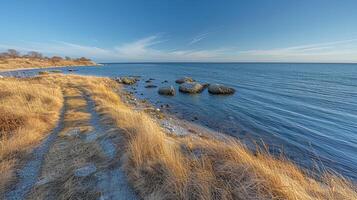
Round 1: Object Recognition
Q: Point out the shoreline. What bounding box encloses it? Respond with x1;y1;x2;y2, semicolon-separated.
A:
0;64;101;73
118;80;356;182
121;89;226;139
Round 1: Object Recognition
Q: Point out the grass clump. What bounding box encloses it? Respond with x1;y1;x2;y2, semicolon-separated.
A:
0;77;63;193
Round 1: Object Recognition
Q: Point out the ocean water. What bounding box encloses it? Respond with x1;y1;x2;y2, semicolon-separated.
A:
3;63;357;180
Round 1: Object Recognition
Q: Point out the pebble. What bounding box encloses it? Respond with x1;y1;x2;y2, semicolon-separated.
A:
64;128;80;137
74;163;97;177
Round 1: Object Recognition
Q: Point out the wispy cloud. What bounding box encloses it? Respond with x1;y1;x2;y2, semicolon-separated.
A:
1;36;357;62
239;38;357;57
189;32;210;45
112;35;230;61
114;35;164;59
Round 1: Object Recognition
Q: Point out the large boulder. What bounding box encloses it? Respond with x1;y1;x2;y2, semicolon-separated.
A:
208;84;235;95
115;76;138;85
158;86;176;96
175;77;195;84
179;82;205;94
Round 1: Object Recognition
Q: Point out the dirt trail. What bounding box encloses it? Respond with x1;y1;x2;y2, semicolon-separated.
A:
5;86;137;200
83;93;137;200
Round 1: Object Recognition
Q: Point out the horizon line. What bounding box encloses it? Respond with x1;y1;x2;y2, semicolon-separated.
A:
99;61;357;65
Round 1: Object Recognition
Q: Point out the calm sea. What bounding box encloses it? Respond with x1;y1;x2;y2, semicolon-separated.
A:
3;63;357;180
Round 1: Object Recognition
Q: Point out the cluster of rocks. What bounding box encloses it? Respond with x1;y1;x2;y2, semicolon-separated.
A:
114;76;235;96
171;76;235;95
114;76;140;85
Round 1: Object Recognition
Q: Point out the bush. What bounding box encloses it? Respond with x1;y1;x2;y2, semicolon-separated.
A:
7;49;20;58
26;51;43;59
50;56;63;63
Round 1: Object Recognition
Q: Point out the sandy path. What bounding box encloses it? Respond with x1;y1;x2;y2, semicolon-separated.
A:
7;86;137;200
83;93;137;200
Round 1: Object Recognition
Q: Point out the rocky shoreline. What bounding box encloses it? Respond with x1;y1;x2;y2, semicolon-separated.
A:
118;82;230;141
114;76;236;95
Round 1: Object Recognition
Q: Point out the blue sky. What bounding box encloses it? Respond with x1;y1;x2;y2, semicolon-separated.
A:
1;0;357;62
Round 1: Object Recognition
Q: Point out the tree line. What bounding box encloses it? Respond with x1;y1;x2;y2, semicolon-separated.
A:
0;49;91;62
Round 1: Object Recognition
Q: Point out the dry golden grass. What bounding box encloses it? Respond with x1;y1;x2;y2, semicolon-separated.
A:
2;74;356;199
0;77;63;193
0;57;96;71
72;75;356;200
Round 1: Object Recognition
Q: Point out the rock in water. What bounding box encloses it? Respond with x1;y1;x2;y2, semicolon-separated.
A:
145;84;158;88
208;84;235;95
158;86;176;96
179;82;205;94
115;77;138;85
175;77;195;84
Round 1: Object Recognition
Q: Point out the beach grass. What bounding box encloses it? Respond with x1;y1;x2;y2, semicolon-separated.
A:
0;77;63;193
1;74;356;199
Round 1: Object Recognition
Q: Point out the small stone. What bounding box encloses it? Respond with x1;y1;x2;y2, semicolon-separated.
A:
74;163;97;177
64;128;80;137
36;176;52;186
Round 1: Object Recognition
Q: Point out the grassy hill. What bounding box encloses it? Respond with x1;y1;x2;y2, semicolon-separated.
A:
0;49;96;71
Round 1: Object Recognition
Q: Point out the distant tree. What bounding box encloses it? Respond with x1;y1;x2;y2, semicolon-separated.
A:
50;56;63;63
7;49;20;58
76;57;91;62
27;51;43;59
0;52;10;59
65;56;72;61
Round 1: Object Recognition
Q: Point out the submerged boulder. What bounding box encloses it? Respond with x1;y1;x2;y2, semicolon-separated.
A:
208;84;235;95
179;82;205;94
158;86;176;96
175;77;195;84
145;84;158;88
